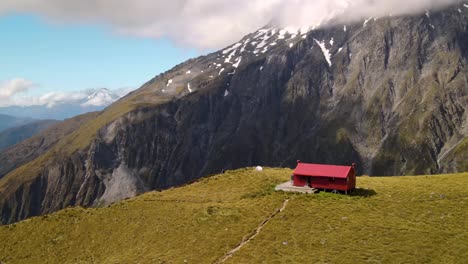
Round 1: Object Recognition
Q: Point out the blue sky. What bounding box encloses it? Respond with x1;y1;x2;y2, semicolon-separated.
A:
0;0;451;107
0;14;200;99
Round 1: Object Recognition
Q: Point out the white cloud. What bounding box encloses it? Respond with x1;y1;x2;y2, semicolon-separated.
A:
0;85;130;108
0;78;36;101
0;0;461;49
36;91;89;108
1;90;87;108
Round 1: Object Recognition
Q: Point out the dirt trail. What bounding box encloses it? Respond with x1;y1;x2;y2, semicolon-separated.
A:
215;199;290;264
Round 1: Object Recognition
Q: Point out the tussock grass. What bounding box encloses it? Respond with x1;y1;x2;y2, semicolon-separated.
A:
229;174;468;263
0;168;467;263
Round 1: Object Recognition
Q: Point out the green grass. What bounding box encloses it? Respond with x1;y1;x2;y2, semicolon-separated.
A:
0;168;467;263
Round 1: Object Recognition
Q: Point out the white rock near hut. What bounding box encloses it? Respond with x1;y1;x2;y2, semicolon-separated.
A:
255;166;263;171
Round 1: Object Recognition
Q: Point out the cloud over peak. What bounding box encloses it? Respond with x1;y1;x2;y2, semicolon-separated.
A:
0;0;462;49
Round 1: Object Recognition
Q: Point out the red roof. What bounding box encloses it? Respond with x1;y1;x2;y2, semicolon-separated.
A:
293;163;353;178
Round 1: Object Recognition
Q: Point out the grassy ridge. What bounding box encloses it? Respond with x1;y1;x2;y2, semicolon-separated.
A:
0;168;467;263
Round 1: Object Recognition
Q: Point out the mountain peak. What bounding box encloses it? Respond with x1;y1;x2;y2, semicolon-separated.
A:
0;88;123;120
82;88;119;107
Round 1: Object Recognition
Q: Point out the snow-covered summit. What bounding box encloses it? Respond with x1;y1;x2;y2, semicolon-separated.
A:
0;88;124;120
81;88;120;107
147;1;468;99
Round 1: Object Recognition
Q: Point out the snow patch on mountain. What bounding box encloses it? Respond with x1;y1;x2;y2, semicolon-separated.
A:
314;39;332;66
187;83;192;93
233;57;242;68
253;29;275;54
240;39;250;53
225;50;237;63
222;43;242;55
363;17;373;27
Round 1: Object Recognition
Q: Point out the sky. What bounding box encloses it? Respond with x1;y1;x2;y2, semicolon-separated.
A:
0;13;199;106
0;0;461;107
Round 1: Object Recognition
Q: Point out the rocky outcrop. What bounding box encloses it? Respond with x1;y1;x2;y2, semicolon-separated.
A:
1;4;467;224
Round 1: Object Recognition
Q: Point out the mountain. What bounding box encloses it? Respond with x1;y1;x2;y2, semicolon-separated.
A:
0;112;99;180
0;120;59;152
81;88;121;107
0;168;467;263
1;3;468;224
0;114;34;132
0;88;121;120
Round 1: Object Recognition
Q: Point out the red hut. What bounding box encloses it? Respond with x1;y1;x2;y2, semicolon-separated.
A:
293;161;356;194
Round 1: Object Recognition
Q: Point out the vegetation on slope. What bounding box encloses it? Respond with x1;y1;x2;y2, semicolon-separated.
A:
0;168;466;263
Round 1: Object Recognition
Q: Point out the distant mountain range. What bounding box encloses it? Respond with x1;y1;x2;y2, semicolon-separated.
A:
0;120;59;151
0;112;98;179
0;114;35;132
0;88;120;120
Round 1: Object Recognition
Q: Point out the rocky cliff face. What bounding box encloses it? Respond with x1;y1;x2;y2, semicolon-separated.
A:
1;4;467;224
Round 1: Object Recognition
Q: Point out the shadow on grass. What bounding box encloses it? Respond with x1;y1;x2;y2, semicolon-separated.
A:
312;188;377;198
349;188;377;197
